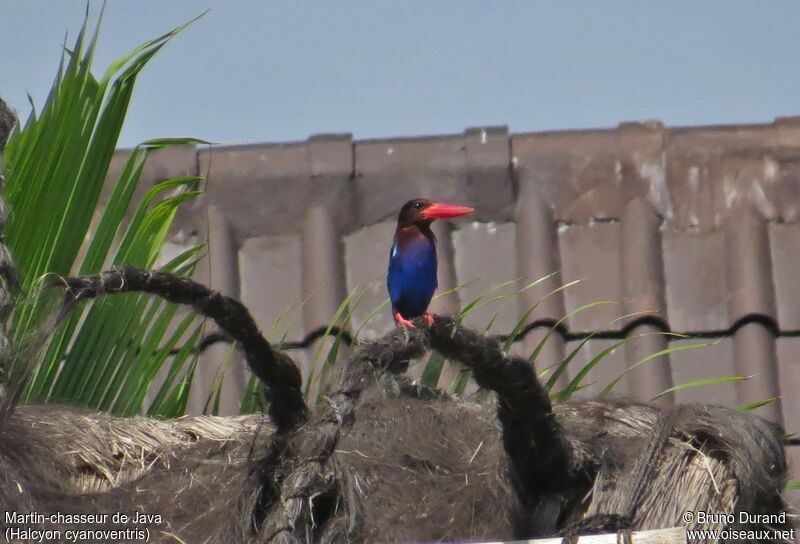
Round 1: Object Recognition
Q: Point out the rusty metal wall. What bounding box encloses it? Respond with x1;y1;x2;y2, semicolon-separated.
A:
107;119;800;505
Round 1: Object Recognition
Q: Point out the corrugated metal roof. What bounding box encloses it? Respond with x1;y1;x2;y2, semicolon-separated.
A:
105;119;800;504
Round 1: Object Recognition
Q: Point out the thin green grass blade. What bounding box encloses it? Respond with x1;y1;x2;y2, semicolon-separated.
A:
240;373;268;414
598;341;707;399
305;286;362;397
651;376;746;401
483;273;562;337
527;300;617;364
468;281;521;308
457;296;484;325
263;294;308;345
738;397;779;412
545;310;666;398
308;287;372;403
140;137;212;148
503;278;580;352
544;333;596;392
420;352;445;388
456;278;520;325
431;278;478;304
449;368;471;396
353;295;389;341
552;339;629;402
203;363;228;416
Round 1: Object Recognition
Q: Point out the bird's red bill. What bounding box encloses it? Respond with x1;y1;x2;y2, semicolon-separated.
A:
421;203;474;220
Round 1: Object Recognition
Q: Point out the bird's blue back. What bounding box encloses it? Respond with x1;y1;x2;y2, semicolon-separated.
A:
387;232;438;318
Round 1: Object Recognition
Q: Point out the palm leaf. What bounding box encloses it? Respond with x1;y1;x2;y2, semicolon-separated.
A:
3;11;205;416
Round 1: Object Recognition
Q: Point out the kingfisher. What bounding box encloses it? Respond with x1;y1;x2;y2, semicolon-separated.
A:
387;198;474;328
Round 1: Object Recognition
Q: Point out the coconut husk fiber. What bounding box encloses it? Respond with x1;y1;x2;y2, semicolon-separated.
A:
0;266;794;543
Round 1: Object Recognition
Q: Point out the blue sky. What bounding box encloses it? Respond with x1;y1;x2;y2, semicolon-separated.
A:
2;1;799;148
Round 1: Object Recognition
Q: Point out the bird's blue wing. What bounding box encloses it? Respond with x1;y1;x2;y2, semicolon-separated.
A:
387;238;437;318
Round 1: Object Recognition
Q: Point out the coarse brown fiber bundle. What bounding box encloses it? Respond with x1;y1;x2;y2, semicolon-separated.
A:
0;267;794;543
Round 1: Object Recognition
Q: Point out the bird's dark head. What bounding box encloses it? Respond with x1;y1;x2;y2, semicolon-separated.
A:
396;198;474;229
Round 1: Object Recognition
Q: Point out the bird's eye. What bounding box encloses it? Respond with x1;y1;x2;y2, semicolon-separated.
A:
414;202;423;209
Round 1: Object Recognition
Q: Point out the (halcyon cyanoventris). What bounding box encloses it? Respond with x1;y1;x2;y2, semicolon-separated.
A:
387;198;474;328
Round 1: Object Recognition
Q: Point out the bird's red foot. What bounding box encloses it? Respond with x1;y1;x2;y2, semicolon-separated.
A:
423;312;435;325
394;312;416;328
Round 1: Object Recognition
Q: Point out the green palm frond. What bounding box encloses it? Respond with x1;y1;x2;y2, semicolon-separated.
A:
2;9;206;415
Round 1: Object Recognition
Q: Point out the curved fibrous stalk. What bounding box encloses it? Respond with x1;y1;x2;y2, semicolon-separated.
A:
43;266;791;543
50;266;580;540
53;266;308;434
